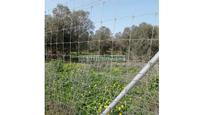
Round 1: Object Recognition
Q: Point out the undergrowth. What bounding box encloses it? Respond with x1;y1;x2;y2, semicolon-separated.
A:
45;60;159;115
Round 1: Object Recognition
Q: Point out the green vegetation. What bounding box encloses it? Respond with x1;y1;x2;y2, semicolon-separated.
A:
45;4;159;115
45;4;159;61
45;60;159;115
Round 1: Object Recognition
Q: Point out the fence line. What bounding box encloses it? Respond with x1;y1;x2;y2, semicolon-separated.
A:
45;12;158;34
45;0;159;114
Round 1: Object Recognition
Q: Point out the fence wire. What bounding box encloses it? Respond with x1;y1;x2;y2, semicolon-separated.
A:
45;0;159;115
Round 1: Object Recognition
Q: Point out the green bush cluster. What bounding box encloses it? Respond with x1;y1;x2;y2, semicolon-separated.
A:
45;60;158;115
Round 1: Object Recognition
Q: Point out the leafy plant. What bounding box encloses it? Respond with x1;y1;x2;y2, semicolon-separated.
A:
45;60;159;115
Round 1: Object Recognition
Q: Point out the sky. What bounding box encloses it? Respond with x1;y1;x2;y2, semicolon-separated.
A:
45;0;159;34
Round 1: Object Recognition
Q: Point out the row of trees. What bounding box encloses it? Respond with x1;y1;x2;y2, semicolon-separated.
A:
45;4;159;61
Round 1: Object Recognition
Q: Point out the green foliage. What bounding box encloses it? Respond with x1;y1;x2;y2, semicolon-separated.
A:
45;60;159;115
45;4;94;60
45;4;159;62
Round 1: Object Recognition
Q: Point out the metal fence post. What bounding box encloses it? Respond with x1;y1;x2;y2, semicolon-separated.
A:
101;51;159;115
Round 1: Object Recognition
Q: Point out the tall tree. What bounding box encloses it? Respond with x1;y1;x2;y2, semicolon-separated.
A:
94;26;112;54
45;4;94;59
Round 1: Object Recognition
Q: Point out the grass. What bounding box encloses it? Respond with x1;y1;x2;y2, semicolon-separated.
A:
45;60;159;115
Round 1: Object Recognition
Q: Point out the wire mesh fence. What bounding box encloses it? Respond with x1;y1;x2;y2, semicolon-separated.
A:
45;0;159;114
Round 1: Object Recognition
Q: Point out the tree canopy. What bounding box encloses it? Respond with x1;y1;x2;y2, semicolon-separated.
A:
45;4;159;61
